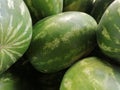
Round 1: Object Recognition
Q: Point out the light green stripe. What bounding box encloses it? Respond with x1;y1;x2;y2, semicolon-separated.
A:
2;49;16;63
12;34;31;46
6;48;22;57
101;26;111;40
6;21;23;43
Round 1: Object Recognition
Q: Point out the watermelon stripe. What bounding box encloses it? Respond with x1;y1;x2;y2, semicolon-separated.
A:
12;34;31;46
25;0;39;18
0;0;32;74
98;42;120;52
2;49;16;63
101;26;111;40
19;2;25;16
0;51;4;71
0;24;4;44
6;21;23;43
7;0;14;9
43;38;60;50
5;15;14;43
8;25;32;45
6;48;22;57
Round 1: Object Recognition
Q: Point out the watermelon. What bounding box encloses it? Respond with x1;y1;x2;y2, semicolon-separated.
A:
26;11;97;73
63;0;93;13
23;0;63;24
0;72;19;90
0;0;32;74
60;57;120;90
97;0;120;62
90;0;114;23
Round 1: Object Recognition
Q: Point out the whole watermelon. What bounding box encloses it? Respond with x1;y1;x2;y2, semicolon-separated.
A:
97;0;120;62
26;11;97;73
60;57;120;90
0;0;32;74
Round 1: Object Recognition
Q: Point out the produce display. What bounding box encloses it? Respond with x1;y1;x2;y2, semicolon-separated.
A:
0;0;120;90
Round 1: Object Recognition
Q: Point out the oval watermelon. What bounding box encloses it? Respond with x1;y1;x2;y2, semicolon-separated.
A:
26;11;97;73
97;0;120;62
0;0;32;74
60;57;120;90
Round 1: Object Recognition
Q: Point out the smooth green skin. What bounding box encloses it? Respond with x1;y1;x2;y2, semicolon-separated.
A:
97;0;120;61
63;0;93;12
0;0;32;74
90;0;114;23
24;0;63;24
27;11;97;73
60;57;120;90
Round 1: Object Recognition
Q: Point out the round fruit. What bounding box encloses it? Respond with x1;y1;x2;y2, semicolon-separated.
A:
0;0;32;74
26;11;97;73
60;57;120;90
97;0;120;61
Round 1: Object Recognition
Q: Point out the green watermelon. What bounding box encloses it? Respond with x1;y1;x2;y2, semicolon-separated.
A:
97;0;120;62
60;57;120;90
26;11;97;73
0;0;32;74
0;72;18;90
90;0;114;23
23;0;63;24
63;0;93;13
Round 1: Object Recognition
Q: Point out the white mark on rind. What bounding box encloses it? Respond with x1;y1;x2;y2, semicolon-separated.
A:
5;15;13;42
0;50;4;71
6;21;23;43
20;2;25;16
99;42;120;52
6;48;22;57
0;24;3;44
101;26;111;40
7;0;14;9
64;78;72;90
43;38;60;50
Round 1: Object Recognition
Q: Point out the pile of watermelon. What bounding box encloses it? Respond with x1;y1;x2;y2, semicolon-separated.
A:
1;0;120;90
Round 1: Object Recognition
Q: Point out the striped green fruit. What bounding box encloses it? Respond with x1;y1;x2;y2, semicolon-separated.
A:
60;57;120;90
26;11;97;73
23;0;63;24
63;0;93;13
90;0;114;23
97;0;120;61
0;0;32;74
